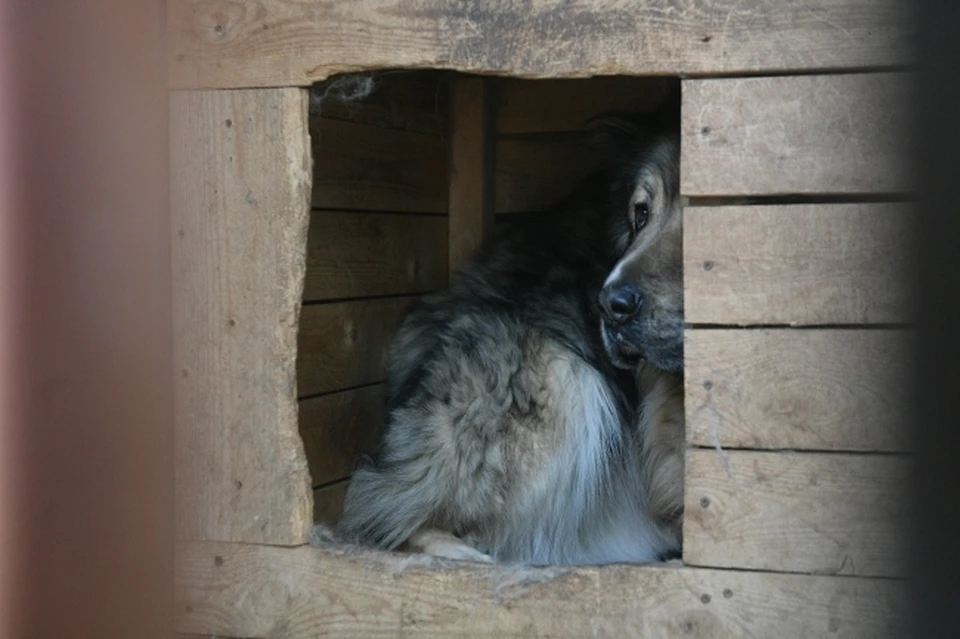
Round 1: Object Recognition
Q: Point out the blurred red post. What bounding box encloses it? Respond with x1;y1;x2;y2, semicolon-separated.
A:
0;0;173;637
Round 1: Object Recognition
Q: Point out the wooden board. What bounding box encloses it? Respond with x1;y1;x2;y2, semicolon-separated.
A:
304;211;447;301
312;70;448;135
683;204;912;325
313;481;349;526
497;76;677;134
176;541;906;638
171;88;313;545
168;0;914;89
683;450;908;578
685;329;911;452
297;297;416;397
681;73;914;196
312;117;447;213
299;384;385;486
496;135;601;214
448;78;493;274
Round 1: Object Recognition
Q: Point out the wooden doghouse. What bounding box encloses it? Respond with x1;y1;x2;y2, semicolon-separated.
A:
169;2;914;637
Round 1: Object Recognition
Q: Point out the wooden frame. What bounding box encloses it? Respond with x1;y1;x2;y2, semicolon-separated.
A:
170;3;915;637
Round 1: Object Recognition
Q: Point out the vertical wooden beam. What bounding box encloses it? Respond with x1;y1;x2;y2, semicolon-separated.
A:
448;77;494;275
171;88;314;545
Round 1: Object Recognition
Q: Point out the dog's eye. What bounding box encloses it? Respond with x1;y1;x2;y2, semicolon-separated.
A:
633;202;650;233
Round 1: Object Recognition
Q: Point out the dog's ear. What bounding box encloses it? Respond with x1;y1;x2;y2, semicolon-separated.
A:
584;111;652;157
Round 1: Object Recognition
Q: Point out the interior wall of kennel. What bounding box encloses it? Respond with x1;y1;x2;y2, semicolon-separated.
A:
169;1;915;637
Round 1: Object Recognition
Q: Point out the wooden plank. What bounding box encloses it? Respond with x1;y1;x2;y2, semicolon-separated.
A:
683;450;908;578
168;0;914;89
496;135;602;214
176;541;906;638
171;88;313;545
312;117;447;213
304;211;447;301
299;384;385;486
683;204;912;325
297;297;415;397
448;78;493;274
313;481;349;527
681;73;914;196
311;70;448;135
685;329;911;452
497;76;677;134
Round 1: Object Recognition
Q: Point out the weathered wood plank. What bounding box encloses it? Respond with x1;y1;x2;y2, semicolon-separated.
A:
496;135;601;214
176;541;907;638
299;384;385;486
168;0;914;89
304;211;447;301
311;70;449;135
497;76;677;134
297;297;415;397
312;117;447;213
171;88;313;544
448;78;493;274
683;450;908;578
685;329;911;452
683;204;912;325
681;73;914;196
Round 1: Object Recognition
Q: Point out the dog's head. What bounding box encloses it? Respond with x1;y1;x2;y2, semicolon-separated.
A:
588;111;683;373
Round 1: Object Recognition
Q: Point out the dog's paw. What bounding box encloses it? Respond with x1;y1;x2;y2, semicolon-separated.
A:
406;529;494;563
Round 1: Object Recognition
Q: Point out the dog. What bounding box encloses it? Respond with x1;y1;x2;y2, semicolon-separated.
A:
338;109;685;566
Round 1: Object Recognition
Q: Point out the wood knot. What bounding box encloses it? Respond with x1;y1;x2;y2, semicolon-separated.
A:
699;496;711;508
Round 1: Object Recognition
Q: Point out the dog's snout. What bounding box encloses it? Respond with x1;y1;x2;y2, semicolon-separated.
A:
599;282;643;323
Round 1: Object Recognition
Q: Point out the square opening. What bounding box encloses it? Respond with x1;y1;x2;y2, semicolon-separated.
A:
297;69;682;562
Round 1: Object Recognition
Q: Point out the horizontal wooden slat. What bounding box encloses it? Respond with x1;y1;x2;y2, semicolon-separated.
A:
681;73;913;196
177;541;906;638
313;481;349;527
297;297;415;397
496;136;601;214
305;212;447;301
169;0;913;89
312;71;448;135
685;329;911;452
683;450;908;578
496;77;676;134
299;384;385;486
684;204;912;325
312;118;447;213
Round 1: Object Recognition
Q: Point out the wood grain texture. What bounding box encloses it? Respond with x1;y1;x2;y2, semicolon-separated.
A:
171;88;313;545
312;70;449;135
297;297;415;397
304;211;447;301
496;135;602;214
681;73;914;196
168;0;914;89
299;384;385;486
684;204;912;325
448;78;493;274
176;541;907;638
496;76;677;134
683;450;908;578
312;117;447;213
685;329;911;452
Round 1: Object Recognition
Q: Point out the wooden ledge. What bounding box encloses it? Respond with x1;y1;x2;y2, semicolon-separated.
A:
176;540;906;638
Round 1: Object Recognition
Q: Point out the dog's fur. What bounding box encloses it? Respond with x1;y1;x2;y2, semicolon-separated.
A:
338;110;685;566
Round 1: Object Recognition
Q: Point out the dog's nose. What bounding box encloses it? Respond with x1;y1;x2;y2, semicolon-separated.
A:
599;283;643;323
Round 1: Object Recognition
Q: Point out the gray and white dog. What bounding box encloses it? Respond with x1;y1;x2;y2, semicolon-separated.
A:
339;109;684;566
